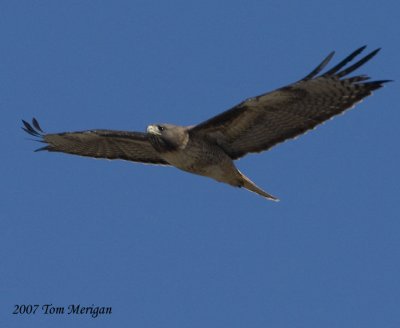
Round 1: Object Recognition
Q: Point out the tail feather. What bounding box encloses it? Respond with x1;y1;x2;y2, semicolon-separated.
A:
239;171;279;201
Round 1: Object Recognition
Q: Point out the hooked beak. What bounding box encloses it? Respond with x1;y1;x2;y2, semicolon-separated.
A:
147;125;161;135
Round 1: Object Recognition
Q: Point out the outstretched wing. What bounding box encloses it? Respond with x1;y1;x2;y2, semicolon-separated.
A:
190;46;390;159
22;118;169;165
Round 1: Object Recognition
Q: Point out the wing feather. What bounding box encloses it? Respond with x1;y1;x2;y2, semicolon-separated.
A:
190;47;389;159
22;119;169;165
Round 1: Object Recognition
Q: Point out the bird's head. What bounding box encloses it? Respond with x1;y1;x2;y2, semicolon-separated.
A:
146;124;189;152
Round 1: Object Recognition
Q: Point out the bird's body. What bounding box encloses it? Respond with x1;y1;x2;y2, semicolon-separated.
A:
146;125;276;198
22;46;389;201
160;137;233;182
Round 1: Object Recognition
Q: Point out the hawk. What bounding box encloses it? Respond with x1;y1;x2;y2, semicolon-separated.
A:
22;46;389;201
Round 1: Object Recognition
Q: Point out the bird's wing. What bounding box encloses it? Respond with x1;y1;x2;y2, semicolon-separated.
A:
190;46;390;159
22;118;169;165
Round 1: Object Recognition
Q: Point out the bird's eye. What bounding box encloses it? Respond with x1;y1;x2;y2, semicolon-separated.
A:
158;125;164;132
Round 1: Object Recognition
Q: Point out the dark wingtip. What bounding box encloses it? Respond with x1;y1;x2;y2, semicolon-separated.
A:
21;126;32;135
363;79;393;91
336;47;382;78
21;118;45;137
302;46;384;82
34;145;50;152
322;45;368;77
22;118;51;152
32;117;43;132
356;45;368;54
302;50;335;81
377;79;393;83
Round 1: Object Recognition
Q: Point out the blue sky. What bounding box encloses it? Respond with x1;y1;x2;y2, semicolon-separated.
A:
1;0;399;327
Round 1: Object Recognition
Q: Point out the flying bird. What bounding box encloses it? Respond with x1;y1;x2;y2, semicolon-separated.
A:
22;46;389;201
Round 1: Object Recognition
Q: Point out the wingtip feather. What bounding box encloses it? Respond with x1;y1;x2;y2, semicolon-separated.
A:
336;47;382;78
302;51;335;81
32;117;44;132
301;46;384;81
21;118;45;137
34;145;50;152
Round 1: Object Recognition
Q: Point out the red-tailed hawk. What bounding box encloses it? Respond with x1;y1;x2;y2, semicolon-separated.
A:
22;46;389;201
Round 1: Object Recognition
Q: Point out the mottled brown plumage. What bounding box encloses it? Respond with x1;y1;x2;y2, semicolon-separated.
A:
22;46;389;200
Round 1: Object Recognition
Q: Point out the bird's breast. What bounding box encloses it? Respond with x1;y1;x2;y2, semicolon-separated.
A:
159;139;237;181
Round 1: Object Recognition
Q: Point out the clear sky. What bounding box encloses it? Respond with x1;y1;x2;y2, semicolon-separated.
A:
1;0;399;327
